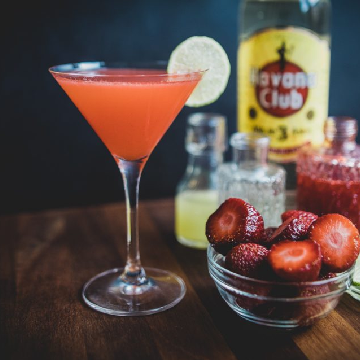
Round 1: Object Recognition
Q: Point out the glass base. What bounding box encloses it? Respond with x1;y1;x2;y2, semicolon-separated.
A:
82;267;186;316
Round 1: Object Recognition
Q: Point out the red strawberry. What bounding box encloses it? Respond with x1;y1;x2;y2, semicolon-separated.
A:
268;240;321;281
296;298;337;327
295;283;334;326
206;198;264;254
281;210;316;223
298;283;330;297
225;243;269;278
252;301;298;320
264;227;277;239
270;212;318;243
254;280;331;322
260;227;277;247
309;214;360;272
235;281;271;311
318;272;337;281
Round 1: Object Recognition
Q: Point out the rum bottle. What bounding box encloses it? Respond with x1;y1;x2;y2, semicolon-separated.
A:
238;0;331;163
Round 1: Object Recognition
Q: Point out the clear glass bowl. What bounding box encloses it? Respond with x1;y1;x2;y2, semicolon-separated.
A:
207;246;354;329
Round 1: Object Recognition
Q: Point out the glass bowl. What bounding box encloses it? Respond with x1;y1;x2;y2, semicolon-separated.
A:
207;246;354;329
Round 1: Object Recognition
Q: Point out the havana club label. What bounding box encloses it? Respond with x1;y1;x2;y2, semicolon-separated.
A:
238;27;330;162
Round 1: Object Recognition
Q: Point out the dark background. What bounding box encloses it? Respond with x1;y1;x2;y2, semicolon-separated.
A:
0;0;359;214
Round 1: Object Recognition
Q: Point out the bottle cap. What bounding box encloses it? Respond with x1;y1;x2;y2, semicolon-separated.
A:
186;113;227;154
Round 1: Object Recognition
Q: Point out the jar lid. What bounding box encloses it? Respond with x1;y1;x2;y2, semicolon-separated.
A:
186;113;227;154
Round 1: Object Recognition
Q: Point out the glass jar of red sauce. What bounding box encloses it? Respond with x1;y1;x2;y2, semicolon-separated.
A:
297;116;360;229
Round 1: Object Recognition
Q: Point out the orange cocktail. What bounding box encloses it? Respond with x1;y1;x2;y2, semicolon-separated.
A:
53;68;201;160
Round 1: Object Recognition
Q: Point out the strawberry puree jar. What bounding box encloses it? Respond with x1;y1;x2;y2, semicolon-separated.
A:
297;116;360;229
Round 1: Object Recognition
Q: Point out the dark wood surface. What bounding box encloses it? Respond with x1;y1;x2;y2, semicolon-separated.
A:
1;193;360;360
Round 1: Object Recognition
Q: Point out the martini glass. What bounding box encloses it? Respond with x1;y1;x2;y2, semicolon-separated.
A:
49;62;204;316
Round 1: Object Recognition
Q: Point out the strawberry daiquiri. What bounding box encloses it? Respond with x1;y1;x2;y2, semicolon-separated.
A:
50;62;203;316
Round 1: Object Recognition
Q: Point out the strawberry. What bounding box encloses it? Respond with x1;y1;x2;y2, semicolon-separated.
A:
264;227;277;239
298;283;330;297
225;243;269;278
295;284;334;326
270;212;318;243
268;240;321;281
206;198;264;254
260;227;277;247
254;279;331;322
318;272;337;281
235;282;271;311
252;301;298;320
308;214;360;272
296;298;337;327
281;210;316;223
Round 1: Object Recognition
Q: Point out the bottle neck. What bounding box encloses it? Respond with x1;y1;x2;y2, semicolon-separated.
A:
324;117;358;154
186;151;224;173
232;146;268;165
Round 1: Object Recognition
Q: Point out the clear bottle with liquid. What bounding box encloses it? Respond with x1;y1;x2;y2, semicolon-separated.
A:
218;133;285;227
175;113;227;249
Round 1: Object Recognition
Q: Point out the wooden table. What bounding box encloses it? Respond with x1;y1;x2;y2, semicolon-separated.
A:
1;194;360;360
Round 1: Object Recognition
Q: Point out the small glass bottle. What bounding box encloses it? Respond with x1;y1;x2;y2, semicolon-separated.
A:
175;113;227;249
218;133;285;227
297;116;360;228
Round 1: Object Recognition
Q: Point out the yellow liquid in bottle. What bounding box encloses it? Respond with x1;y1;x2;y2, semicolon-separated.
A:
175;189;219;249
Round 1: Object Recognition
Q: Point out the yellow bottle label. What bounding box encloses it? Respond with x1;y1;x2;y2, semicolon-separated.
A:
237;27;330;162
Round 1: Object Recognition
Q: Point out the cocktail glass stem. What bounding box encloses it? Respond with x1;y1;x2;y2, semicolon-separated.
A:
115;156;148;289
